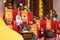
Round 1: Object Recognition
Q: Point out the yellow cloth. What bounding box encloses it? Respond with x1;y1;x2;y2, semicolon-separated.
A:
0;17;24;40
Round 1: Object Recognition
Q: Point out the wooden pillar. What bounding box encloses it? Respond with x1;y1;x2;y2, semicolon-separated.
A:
50;0;53;10
30;0;37;16
25;0;28;5
29;0;40;17
36;0;39;17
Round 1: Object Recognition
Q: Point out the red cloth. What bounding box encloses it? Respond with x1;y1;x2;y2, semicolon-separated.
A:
12;10;22;25
41;20;58;31
41;20;46;30
13;25;19;32
13;10;33;21
51;20;58;31
4;10;33;32
39;20;46;37
28;11;33;21
40;20;58;37
13;10;18;20
12;10;33;32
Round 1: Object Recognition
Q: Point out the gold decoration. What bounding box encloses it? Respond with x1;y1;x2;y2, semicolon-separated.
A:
30;24;37;33
39;0;43;18
5;9;12;19
46;20;51;30
36;20;40;29
21;11;28;23
50;10;53;17
21;11;28;19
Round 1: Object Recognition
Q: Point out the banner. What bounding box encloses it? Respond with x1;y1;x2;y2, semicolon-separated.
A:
21;11;28;23
36;20;40;29
30;24;38;36
5;9;13;20
28;11;33;21
46;20;51;30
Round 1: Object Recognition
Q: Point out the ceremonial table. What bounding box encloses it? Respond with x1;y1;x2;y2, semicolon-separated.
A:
20;32;33;40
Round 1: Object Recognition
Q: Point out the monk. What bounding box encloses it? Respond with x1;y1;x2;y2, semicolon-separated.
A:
0;0;24;40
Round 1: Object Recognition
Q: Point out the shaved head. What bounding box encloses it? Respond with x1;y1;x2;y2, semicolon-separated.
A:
0;0;4;18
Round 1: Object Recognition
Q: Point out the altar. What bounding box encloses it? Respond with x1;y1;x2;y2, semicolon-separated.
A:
20;32;33;40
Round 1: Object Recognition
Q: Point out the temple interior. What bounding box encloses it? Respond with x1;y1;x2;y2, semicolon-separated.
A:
0;0;60;40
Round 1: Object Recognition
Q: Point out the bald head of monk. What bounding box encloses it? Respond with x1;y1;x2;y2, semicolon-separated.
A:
0;0;5;18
